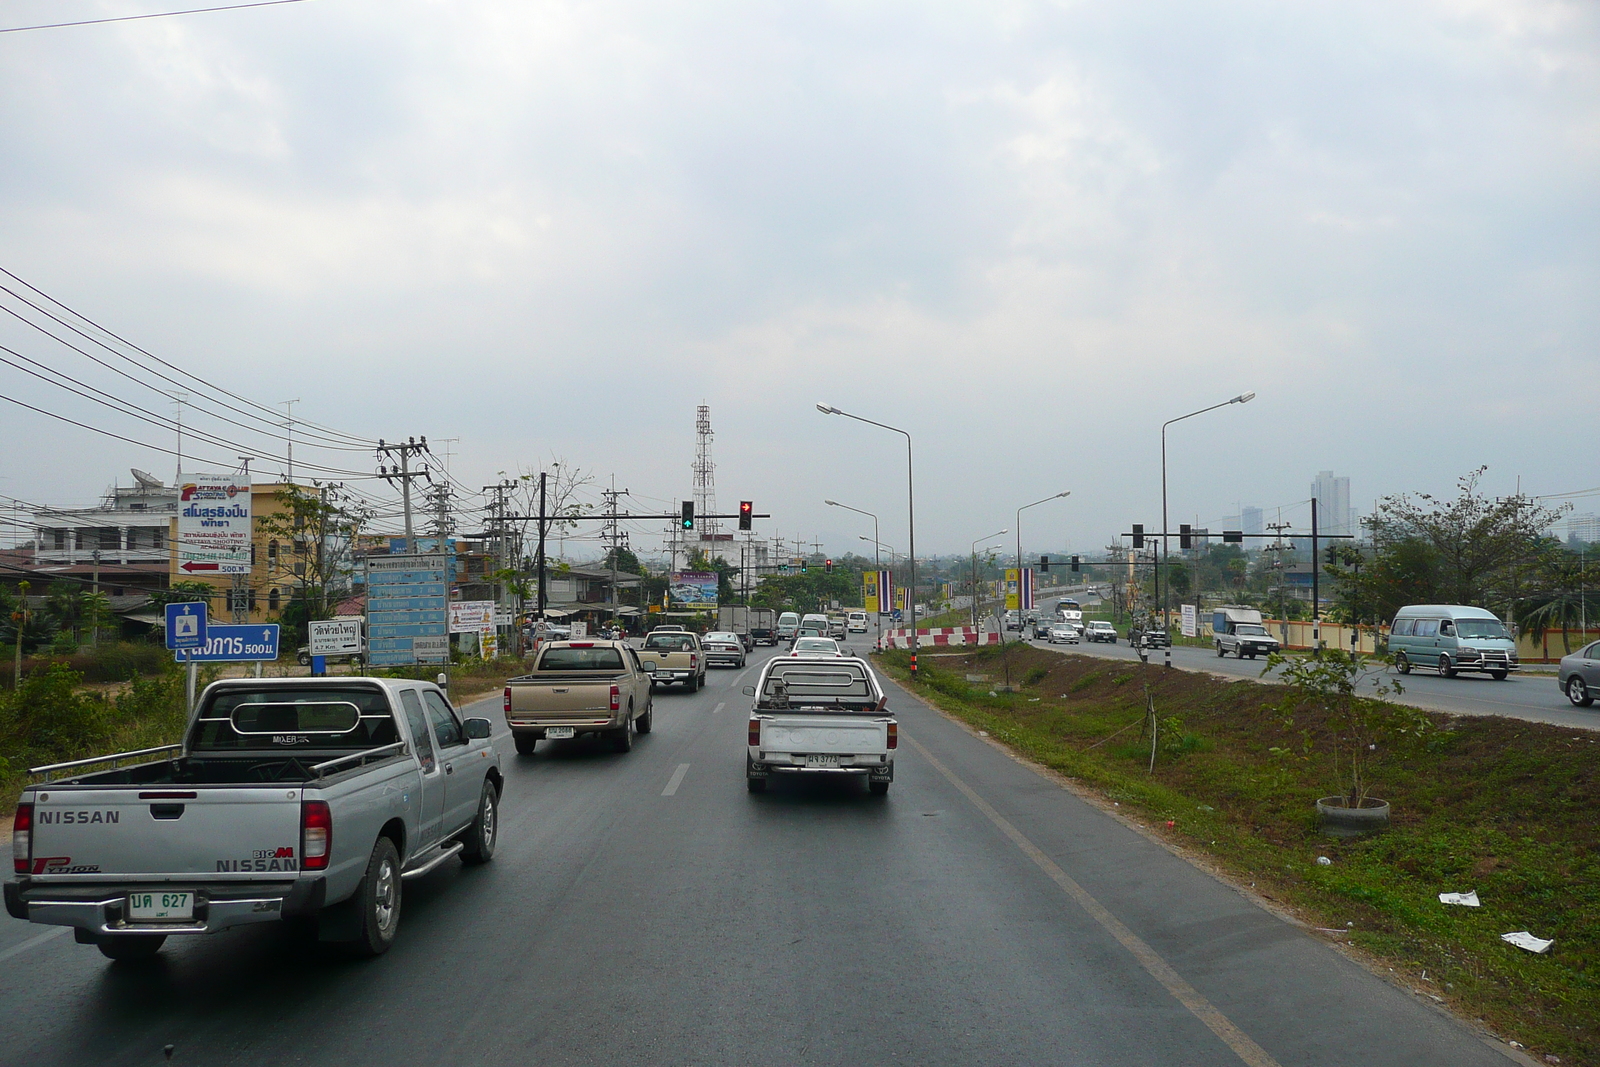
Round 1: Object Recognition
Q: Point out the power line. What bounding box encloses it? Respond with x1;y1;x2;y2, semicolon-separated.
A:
0;0;316;36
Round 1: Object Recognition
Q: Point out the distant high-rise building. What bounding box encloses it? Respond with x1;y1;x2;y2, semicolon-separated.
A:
1311;471;1357;538
1241;506;1263;538
1569;514;1600;545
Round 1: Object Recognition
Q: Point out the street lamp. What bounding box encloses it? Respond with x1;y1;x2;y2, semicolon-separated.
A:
1159;392;1254;669
971;529;1009;629
826;500;879;570
1015;492;1070;628
818;403;920;674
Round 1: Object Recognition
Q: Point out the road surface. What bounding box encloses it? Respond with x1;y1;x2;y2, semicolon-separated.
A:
0;643;1524;1066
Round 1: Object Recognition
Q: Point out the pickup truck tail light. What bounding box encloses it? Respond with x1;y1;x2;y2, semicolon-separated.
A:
748;718;761;747
503;686;512;716
12;802;31;875
301;800;332;871
886;722;898;749
690;653;699;670
610;684;621;712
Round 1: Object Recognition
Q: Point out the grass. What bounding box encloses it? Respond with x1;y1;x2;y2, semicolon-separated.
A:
876;643;1599;1066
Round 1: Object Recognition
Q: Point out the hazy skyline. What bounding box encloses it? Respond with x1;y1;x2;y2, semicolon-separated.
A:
3;0;1596;557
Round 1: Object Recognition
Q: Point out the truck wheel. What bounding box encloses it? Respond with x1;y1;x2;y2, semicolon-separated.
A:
636;700;654;734
97;934;166;961
612;715;634;753
513;733;537;756
459;781;498;865
1438;654;1455;678
746;776;766;793
348;837;402;957
1216;643;1225;657
1396;653;1411;674
1490;670;1508;682
869;781;890;797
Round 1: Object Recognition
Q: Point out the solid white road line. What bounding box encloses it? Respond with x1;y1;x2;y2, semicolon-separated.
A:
713;702;726;715
0;926;68;964
662;763;691;796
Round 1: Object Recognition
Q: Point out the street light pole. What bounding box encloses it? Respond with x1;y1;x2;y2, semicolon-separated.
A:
1016;492;1070;627
818;404;918;675
825;500;879;571
971;530;1008;630
1160;392;1255;669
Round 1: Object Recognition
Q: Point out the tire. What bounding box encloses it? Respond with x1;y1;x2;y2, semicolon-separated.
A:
636;699;654;734
1438;654;1455;678
687;674;700;693
1216;643;1226;657
1567;676;1594;707
1489;670;1508;681
297;651;310;666
459;780;499;865
513;733;537;756
869;781;890;796
746;776;766;793
97;934;166;961
612;713;634;753
348;837;402;957
1396;653;1411;675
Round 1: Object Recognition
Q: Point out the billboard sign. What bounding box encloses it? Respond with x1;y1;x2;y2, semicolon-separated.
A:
449;600;496;634
1181;604;1198;638
177;475;252;575
366;553;450;666
668;571;717;608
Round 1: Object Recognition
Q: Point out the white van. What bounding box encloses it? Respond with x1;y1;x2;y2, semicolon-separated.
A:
1388;605;1518;679
776;612;801;641
847;611;869;633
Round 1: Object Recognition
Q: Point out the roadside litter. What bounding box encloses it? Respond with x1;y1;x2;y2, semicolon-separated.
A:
1501;931;1554;954
1438;891;1481;907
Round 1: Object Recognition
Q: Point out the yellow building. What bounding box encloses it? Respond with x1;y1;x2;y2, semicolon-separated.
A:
167;482;304;626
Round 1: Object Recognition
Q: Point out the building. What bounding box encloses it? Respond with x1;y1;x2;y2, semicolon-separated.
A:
1568;514;1600;547
28;470;178;597
1311;471;1359;538
1241;506;1263;538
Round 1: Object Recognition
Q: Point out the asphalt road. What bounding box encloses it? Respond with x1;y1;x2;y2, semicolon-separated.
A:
0;645;1525;1067
1029;599;1600;733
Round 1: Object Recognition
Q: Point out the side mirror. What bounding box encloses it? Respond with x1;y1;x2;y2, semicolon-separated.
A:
741;685;756;696
464;717;492;740
642;661;657;673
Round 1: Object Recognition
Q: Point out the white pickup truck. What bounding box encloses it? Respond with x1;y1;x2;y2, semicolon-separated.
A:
742;657;896;796
6;677;502;961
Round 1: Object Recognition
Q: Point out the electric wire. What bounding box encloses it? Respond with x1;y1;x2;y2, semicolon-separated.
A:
0;0;316;36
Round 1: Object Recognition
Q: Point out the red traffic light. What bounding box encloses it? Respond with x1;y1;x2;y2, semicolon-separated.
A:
738;500;753;531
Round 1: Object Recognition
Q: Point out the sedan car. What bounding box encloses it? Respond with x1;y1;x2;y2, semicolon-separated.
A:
790;636;844;657
1559;640;1600;706
1029;620;1054;640
1046;624;1080;644
1084;620;1117;643
701;631;747;668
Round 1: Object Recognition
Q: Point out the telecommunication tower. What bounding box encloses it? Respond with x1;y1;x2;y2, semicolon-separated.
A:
693;404;720;543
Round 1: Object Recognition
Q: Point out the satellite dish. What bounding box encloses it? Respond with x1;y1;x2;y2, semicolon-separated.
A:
131;469;164;489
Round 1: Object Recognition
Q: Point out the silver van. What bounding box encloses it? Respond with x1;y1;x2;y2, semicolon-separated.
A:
1387;605;1518;679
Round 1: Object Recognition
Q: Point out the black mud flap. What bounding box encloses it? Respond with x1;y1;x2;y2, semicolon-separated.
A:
317;882;363;942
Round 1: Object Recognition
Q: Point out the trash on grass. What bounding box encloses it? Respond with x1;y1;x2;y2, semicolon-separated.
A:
1438;890;1480;907
1317;856;1332;866
1500;931;1553;954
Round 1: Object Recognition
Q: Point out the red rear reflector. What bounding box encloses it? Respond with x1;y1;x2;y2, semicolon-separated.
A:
12;802;32;875
503;686;512;715
139;791;197;800
610;684;621;712
886;722;898;749
301;800;332;870
748;719;761;747
569;642;595;648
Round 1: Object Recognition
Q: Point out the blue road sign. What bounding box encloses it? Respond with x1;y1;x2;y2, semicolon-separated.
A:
164;601;209;650
175;624;280;662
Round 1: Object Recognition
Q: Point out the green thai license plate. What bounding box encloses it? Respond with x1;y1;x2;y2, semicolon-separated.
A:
128;891;193;921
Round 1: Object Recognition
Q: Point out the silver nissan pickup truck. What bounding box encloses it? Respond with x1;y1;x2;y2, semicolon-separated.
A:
6;677;502;961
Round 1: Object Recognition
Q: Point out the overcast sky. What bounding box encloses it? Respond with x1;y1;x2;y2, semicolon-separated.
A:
2;0;1596;560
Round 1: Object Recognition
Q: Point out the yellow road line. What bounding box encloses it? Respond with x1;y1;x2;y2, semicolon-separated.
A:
903;729;1284;1067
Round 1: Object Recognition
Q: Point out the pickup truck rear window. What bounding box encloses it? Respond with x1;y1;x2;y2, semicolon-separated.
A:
758;663;879;709
538;647;626;670
643;634;696;651
192;686;399;752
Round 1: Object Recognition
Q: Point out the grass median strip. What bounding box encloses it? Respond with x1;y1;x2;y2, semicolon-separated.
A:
875;644;1599;1067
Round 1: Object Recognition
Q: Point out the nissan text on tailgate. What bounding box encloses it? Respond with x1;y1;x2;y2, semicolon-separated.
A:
7;678;502;961
742;657;896;796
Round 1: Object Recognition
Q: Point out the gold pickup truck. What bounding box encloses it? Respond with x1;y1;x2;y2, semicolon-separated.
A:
639;628;706;692
504;640;656;755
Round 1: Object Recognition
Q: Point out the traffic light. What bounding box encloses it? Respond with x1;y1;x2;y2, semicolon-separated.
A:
1223;530;1243;544
1071;554;1081;572
681;501;694;530
800;558;808;573
825;559;833;573
1326;545;1338;565
1180;523;1192;550
1132;524;1144;548
738;500;753;531
1038;555;1050;572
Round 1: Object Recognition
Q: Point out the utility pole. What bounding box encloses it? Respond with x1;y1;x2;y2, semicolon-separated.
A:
91;549;101;647
281;399;300;483
601;483;629;630
1311;497;1321;657
1267;518;1292;642
13;579;29;687
376;438;430;553
537;471;548;621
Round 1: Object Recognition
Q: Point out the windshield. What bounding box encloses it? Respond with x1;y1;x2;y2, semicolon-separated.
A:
644;633;696;651
538;646;625;670
1456;619;1509;639
1236;624;1268;636
794;638;839;653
